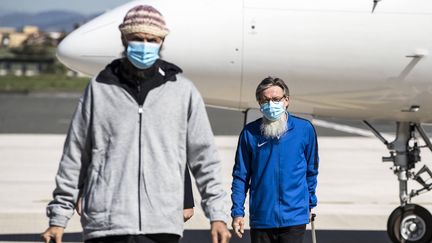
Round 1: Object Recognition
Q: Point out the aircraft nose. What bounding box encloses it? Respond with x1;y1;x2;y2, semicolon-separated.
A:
55;16;124;76
56;33;82;72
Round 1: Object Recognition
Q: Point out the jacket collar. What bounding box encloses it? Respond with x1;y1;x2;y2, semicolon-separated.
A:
118;58;183;85
287;112;295;131
95;58;182;86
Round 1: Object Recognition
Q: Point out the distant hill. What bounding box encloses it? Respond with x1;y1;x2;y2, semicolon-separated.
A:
0;10;101;32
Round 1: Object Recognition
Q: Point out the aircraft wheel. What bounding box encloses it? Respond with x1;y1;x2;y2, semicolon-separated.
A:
387;204;432;243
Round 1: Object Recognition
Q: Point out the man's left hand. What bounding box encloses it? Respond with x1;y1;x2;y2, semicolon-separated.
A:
211;221;231;243
183;208;194;222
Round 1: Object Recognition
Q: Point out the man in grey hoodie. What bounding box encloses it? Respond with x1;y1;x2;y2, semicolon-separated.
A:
41;5;231;243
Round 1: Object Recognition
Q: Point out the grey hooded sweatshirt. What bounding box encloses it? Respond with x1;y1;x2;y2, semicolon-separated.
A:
46;60;228;240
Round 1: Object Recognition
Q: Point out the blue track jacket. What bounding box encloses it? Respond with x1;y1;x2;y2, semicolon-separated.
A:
231;113;319;228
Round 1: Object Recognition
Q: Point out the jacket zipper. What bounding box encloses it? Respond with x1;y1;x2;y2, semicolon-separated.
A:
277;141;282;227
138;105;143;231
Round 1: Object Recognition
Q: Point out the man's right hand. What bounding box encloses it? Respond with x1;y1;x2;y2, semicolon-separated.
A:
232;217;245;238
76;197;82;216
41;226;64;243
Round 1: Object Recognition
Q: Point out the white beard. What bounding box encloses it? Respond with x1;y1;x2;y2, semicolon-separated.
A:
261;114;288;139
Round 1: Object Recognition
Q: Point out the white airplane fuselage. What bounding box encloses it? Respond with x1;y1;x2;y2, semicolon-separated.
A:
57;0;432;122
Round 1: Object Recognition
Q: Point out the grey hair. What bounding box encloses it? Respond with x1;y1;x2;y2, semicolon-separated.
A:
255;76;290;101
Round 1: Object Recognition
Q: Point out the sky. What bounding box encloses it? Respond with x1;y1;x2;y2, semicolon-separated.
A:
0;0;133;14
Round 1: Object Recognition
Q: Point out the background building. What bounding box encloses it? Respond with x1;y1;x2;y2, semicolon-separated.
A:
0;25;64;76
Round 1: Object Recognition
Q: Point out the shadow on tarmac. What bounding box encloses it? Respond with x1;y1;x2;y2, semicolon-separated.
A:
0;230;392;243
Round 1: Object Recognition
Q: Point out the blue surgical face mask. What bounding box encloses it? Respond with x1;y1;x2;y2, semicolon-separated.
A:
126;41;161;69
260;101;286;121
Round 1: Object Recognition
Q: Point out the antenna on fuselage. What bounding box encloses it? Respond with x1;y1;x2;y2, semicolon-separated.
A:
372;0;381;13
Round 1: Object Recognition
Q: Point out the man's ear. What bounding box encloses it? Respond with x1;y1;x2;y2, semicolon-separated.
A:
285;96;290;109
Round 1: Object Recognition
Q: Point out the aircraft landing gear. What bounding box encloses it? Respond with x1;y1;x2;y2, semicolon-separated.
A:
387;204;432;243
363;121;432;243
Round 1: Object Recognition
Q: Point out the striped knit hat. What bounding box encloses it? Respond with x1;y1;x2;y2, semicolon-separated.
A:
119;5;169;38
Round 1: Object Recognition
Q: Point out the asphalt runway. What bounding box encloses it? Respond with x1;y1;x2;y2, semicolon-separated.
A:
0;92;392;136
0;92;245;135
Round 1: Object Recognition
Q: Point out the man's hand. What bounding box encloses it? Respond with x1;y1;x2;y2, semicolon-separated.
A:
231;217;245;238
183;208;194;222
41;226;64;243
211;221;231;243
76;197;82;216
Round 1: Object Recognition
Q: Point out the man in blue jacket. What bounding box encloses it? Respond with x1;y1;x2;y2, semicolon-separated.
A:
231;77;319;243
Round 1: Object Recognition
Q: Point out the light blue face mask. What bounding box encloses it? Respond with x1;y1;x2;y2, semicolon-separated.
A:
126;41;161;69
260;101;286;121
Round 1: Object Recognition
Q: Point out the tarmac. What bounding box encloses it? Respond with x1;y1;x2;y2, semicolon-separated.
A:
2;134;432;243
2;93;432;242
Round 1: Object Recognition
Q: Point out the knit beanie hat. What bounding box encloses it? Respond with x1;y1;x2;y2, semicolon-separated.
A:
119;5;169;38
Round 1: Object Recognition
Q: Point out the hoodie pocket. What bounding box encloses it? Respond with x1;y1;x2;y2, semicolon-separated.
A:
83;149;107;217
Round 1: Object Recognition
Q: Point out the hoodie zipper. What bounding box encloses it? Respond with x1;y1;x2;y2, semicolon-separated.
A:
138;105;143;231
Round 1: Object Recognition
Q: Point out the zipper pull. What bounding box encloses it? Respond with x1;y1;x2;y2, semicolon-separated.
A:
138;106;143;114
